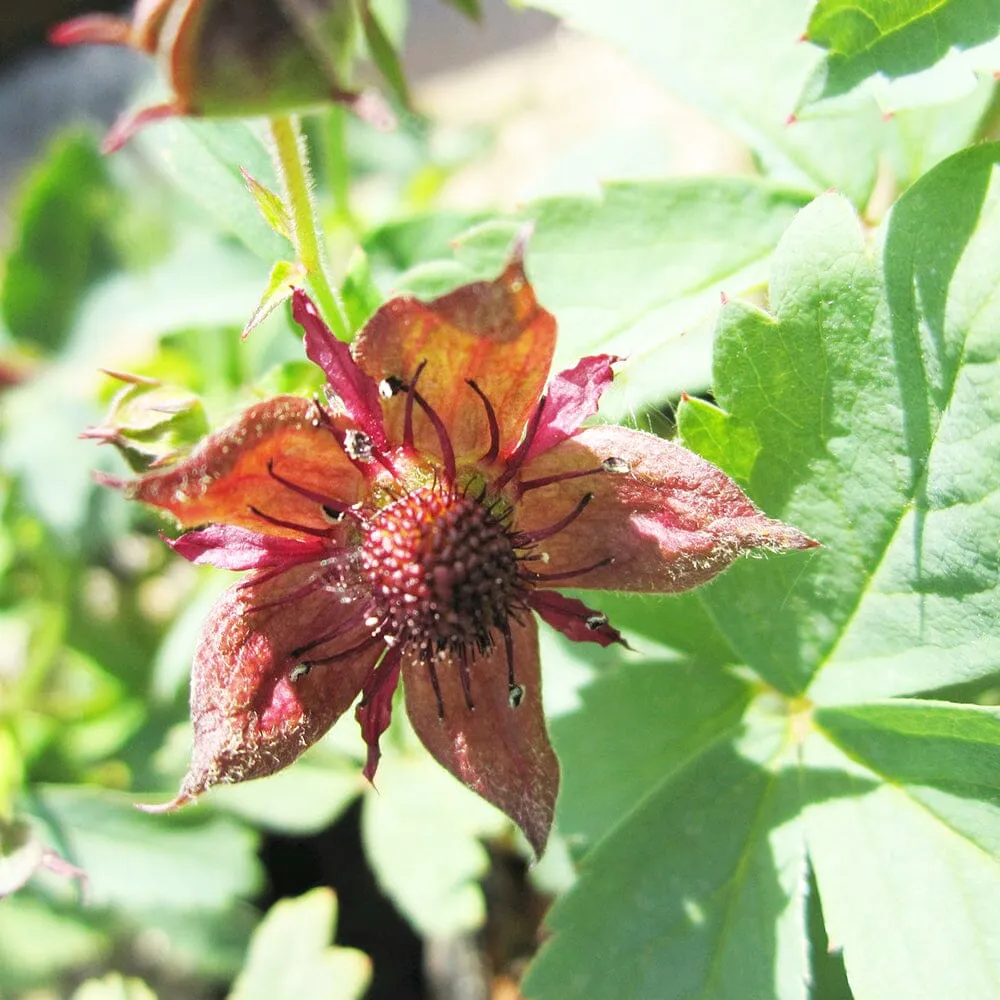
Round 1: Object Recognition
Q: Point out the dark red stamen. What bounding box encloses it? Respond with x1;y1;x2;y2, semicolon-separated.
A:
299;632;379;669
512;492;594;545
426;655;445;719
403;360;425;451
408;385;457;485
312;399;397;478
267;460;360;520
458;649;474;711
517;466;606;495
493;394;547;491
248;505;341;538
290;610;377;660
522;555;615;582
466;379;500;464
246;567;355;613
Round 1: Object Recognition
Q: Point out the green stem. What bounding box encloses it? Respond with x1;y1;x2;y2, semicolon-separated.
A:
268;115;350;341
323;105;353;226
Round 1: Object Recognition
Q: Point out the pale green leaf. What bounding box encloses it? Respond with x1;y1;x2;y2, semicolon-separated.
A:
242;260;305;340
72;974;158;1000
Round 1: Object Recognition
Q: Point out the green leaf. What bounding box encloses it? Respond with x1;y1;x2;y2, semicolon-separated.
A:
438;0;481;18
361;3;412;107
677;395;761;483
137;119;288;261
519;0;884;205
802;704;1000;998
802;0;1000;103
240;168;293;242
1;131;119;353
27;786;261;911
360;724;506;936
72;974;158;1000
525;718;809;1000
242;260;305;340
231;889;370;1000
551;657;752;855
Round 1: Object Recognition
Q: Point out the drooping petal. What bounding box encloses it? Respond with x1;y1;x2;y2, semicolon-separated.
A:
523;354;619;463
292;289;389;452
528;589;628;648
142;567;380;810
402;618;558;856
353;252;556;464
111;396;365;534
515;424;818;593
354;646;404;782
165;524;330;571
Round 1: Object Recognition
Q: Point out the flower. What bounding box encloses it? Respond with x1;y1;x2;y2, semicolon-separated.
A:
103;243;816;854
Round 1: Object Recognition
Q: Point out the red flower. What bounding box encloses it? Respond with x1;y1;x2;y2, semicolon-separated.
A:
105;245;816;854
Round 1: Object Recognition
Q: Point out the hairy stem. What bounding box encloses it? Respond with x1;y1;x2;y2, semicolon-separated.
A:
268;115;350;341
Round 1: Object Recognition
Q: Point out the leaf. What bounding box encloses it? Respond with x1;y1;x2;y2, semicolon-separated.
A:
136;118;288;261
360;722;507;936
242;260;304;340
72;974;158;1000
27;785;262;910
525;719;809;1000
802;704;1000;998
438;0;481;18
361;3;412;107
520;0;884;205
698;145;1000;698
397;180;811;410
240;168;293;242
1;131;119;353
802;0;1000;104
230;889;371;1000
551;657;752;856
677;394;761;483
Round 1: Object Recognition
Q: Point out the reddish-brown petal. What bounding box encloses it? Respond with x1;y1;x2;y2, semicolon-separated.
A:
353;254;556;464
515;425;818;593
402;618;558;856
528;589;628;648
355;646;404;782
165;525;330;571
113;396;365;535
523;354;620;463
143;567;380;810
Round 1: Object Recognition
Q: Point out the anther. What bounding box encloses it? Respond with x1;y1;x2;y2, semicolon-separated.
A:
585;613;609;630
290;663;312;682
508;683;525;708
602;456;631;473
344;429;374;462
379;376;404;398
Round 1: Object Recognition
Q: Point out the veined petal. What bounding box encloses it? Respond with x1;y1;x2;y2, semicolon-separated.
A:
354;253;556;464
402;618;558;856
523;354;619;463
529;589;627;648
292;289;389;452
113;396;365;534
145;567;379;810
515;425;818;593
355;646;404;782
165;525;330;571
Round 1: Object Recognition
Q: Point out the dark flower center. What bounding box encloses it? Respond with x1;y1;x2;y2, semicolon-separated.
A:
361;486;522;660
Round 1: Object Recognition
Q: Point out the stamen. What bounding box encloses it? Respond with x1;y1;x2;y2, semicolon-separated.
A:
518;466;605;494
502;627;523;708
466;379;500;464
300;632;379;670
409;390;457;485
458;649;475;711
267;460;358;519
247;505;341;538
426;655;445;719
493;395;547;491
521;555;615;583
403;360;425;451
512;493;594;545
291;612;376;660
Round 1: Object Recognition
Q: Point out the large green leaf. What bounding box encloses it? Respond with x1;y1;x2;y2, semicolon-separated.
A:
525;145;1000;1000
519;0;884;205
802;0;1000;103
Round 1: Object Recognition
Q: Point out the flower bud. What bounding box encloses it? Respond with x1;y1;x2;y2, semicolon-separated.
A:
51;0;394;151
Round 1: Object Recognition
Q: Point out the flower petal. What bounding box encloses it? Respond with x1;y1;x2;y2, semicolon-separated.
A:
523;354;619;463
292;289;389;452
402;618;558;856
112;396;364;534
353;253;556;463
145;567;380;809
165;525;329;571
528;589;628;648
515;425;818;593
354;646;404;782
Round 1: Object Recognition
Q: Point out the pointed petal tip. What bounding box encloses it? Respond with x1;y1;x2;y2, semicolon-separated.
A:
49;15;132;47
93;470;127;490
510;220;536;266
135;790;195;814
101;102;181;154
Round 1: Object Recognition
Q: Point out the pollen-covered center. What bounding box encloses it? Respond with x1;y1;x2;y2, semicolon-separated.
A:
361;486;522;657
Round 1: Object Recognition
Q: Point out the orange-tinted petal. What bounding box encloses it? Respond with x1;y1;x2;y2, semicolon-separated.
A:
146;566;380;810
353;253;556;464
112;395;365;535
402;618;558;856
515;425;818;593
